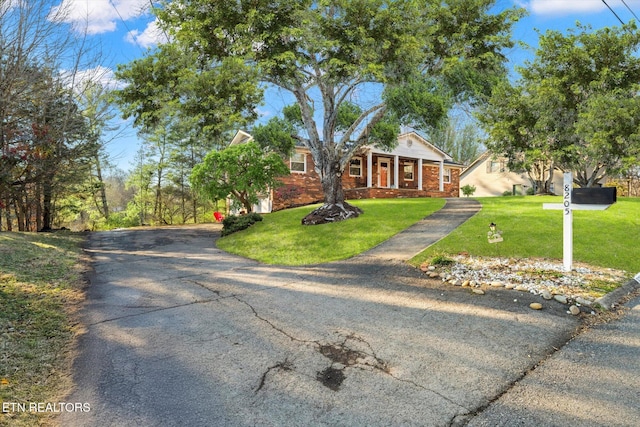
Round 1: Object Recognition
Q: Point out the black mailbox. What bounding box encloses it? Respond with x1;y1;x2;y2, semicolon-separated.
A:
572;187;616;205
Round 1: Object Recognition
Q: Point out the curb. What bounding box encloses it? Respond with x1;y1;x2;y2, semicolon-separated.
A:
595;275;640;310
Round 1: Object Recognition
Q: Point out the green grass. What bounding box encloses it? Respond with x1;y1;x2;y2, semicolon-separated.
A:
0;232;86;427
410;196;640;274
217;198;446;265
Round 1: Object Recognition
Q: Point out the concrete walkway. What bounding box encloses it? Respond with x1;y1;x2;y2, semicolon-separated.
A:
361;198;481;262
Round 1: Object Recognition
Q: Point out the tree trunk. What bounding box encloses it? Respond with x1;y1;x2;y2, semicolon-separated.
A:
4;196;12;231
545;162;555;194
95;156;109;219
41;179;53;231
301;157;362;225
35;182;43;232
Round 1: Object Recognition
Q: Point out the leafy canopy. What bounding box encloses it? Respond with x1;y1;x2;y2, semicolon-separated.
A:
189;142;290;213
480;22;640;187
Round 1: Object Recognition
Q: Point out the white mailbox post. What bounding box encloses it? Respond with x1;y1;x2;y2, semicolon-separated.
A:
543;172;612;272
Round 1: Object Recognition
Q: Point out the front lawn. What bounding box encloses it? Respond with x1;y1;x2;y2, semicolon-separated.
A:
217;198;446;265
410;196;640;275
0;232;86;427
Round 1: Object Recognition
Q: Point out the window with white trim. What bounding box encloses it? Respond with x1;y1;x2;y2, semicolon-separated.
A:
349;157;362;177
443;168;451;184
403;161;414;181
290;152;306;173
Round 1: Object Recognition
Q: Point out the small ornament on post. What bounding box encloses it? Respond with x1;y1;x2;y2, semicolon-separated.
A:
487;222;503;244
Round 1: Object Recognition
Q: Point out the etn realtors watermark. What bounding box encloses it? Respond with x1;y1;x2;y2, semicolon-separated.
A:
2;401;90;413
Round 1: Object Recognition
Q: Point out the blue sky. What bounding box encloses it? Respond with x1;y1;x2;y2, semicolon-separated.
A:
50;0;640;171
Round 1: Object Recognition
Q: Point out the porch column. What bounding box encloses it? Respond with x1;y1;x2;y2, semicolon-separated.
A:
418;158;423;190
367;151;373;188
439;160;444;192
394;155;399;188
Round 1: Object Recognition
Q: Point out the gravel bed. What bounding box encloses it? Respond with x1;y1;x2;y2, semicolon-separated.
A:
422;255;629;313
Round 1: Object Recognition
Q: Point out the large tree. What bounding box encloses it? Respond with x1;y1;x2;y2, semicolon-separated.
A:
118;0;523;224
480;23;640;188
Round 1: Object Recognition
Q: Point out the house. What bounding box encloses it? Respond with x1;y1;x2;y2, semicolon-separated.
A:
460;151;563;197
230;130;463;213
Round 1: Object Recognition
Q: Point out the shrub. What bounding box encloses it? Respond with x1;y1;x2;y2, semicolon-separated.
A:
430;253;455;266
502;190;513;196
221;212;263;236
461;184;476;197
526;187;535;195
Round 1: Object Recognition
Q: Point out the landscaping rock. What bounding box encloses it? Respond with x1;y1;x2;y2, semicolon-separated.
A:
554;295;568;304
530;303;543;310
569;305;581;315
575;297;592;307
541;290;553;300
472;289;485;295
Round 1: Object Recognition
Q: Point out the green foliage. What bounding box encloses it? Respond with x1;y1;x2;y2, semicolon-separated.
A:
115;45;262;140
384;77;452;132
252;116;296;157
480;22;640;188
461;184;477;197
190;142;290;213
430;253;455;266
427;115;483;165
221;213;263;236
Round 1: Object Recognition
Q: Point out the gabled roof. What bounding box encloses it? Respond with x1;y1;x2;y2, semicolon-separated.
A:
460;151;492;178
229;130;253;146
364;131;457;163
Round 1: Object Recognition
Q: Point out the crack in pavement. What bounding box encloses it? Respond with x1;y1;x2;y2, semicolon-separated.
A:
255;358;294;393
88;298;220;326
233;294;475;407
87;278;284;326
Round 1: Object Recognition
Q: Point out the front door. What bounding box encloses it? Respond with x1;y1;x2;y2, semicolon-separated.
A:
378;158;390;187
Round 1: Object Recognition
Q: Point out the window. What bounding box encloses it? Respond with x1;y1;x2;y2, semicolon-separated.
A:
443;168;451;184
349;157;362;177
403;162;414;181
290;152;306;173
487;159;506;173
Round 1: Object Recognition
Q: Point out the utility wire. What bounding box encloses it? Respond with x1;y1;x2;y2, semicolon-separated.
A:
149;0;171;44
620;0;640;22
108;0;146;55
602;0;627;25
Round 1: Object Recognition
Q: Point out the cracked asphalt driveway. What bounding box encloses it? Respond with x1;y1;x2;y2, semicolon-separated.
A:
60;224;581;426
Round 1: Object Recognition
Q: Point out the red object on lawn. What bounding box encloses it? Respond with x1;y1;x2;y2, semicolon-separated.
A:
214;211;224;222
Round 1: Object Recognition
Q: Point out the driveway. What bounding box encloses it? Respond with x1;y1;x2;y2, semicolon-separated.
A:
57;214;601;427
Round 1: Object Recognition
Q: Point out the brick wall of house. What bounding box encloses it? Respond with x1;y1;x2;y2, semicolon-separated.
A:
271;154;460;211
272;153;324;211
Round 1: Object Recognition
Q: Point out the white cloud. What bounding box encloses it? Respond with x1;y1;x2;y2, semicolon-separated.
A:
525;0;608;16
49;0;149;35
126;19;167;48
60;66;124;92
75;66;122;90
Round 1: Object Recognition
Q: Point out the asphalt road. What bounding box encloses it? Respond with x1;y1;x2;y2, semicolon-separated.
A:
58;218;638;426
